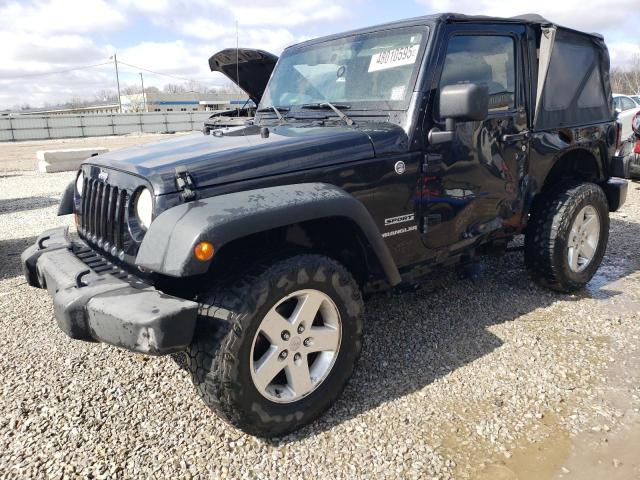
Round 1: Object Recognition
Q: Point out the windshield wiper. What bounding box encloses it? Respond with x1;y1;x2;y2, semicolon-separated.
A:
256;105;289;124
300;102;354;126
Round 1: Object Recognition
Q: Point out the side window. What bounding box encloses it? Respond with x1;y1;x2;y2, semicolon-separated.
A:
535;30;611;129
577;67;606;108
621;97;636;111
439;35;516;112
613;97;622;111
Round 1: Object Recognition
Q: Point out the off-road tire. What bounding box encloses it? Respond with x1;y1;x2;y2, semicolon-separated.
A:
186;254;364;437
170;352;188;371
525;181;609;293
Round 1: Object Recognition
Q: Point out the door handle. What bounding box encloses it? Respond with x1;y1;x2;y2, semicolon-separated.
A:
422;153;444;173
501;131;529;143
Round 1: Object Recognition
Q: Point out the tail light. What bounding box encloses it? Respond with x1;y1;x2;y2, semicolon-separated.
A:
634;139;640;155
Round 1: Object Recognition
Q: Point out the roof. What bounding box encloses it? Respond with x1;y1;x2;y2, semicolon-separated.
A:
290;12;603;50
19;103;120;115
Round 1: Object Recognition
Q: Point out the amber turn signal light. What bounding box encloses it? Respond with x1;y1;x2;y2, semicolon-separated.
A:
194;242;215;261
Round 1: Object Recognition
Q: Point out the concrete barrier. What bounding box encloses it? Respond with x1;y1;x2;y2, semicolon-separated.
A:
1;111;214;142
36;147;109;173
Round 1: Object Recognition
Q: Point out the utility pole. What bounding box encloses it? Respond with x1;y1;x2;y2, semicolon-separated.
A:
139;72;147;112
110;54;122;113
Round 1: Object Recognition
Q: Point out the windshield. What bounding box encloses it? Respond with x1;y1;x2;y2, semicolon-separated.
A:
260;26;428;111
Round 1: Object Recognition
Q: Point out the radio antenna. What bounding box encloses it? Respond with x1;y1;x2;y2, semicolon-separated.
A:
236;20;240;117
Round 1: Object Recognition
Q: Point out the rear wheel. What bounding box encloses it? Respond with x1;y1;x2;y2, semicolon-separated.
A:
525;181;609;293
186;254;363;437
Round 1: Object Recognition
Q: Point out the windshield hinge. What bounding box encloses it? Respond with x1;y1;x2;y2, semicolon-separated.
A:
175;167;197;202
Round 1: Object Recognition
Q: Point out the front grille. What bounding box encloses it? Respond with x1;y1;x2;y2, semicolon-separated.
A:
80;178;129;257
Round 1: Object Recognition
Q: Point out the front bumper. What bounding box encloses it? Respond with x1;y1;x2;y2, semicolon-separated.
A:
21;227;198;355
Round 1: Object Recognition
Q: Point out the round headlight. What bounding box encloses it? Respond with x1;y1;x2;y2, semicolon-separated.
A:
135;188;153;229
75;171;84;196
136;188;153;228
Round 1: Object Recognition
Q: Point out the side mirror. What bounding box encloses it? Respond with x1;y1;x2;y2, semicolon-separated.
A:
429;83;489;145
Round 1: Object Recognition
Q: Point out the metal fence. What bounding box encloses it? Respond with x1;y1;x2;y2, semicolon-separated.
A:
0;111;214;142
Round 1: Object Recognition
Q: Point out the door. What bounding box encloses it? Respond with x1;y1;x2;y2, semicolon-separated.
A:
420;25;529;253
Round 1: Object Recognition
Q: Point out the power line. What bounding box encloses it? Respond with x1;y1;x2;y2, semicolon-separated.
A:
116;60;203;84
0;59;204;84
0;62;112;80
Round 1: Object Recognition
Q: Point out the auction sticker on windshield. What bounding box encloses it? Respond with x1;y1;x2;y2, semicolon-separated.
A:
369;45;418;72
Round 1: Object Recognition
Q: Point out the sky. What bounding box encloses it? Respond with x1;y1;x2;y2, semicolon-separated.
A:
1;0;639;109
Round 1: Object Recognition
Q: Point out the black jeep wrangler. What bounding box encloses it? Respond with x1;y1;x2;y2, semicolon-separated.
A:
23;14;627;437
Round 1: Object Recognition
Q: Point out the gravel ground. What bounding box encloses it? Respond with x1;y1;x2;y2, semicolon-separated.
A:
1;160;639;479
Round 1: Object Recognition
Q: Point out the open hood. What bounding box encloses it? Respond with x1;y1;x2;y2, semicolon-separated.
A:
209;48;278;105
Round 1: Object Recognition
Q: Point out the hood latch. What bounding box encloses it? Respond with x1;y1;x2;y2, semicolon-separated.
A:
175;167;197;202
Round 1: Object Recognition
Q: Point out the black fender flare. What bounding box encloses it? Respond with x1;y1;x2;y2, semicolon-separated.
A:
135;183;401;285
58;181;74;216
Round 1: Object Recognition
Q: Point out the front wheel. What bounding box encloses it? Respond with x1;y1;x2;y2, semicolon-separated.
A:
186;254;363;437
525;181;609;293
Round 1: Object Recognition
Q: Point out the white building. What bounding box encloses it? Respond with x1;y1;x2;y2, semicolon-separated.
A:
20;103;120;115
121;92;253;113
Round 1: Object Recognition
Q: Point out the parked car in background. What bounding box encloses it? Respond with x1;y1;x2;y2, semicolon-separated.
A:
617;111;640;179
631;95;640;105
613;93;640;139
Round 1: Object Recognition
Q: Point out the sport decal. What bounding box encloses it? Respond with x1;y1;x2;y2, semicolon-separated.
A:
384;213;414;226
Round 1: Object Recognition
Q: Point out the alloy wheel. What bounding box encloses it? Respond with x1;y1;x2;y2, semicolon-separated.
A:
249;289;342;403
567;205;600;273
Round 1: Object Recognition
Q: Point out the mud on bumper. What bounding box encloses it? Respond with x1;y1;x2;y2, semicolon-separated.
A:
21;227;198;355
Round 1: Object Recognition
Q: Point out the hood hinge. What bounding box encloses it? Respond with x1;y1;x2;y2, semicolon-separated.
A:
175;167;197;202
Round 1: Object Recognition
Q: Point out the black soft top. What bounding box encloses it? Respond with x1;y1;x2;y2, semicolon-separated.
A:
291;13;603;50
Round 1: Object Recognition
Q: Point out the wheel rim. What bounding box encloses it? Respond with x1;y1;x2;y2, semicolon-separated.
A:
250;289;342;403
567;205;600;273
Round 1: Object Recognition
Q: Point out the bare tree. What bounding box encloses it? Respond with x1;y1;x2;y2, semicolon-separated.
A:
622;54;640;95
164;83;187;94
215;81;245;95
185;79;208;93
94;89;118;103
67;97;86;108
611;55;640;95
121;85;142;95
611;67;626;93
